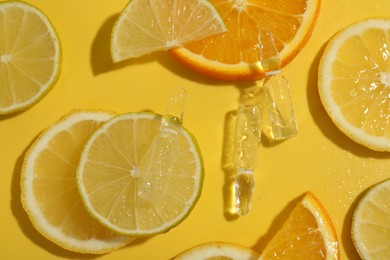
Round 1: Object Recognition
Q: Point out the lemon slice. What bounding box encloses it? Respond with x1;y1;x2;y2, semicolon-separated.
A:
0;1;61;114
318;18;390;151
77;112;204;236
174;242;260;259
352;179;390;260
21;110;134;254
110;0;226;62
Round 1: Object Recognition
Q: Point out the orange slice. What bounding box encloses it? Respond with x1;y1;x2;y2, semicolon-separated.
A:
260;192;339;259
170;0;321;81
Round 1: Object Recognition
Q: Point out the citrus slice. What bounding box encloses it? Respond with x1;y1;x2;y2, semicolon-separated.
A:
174;242;260;259
318;18;390;152
0;1;61;114
170;0;321;81
260;192;339;259
77;112;204;236
21;110;134;254
351;178;390;260
110;0;226;62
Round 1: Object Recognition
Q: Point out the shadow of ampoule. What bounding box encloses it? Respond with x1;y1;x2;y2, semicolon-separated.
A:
221;110;239;221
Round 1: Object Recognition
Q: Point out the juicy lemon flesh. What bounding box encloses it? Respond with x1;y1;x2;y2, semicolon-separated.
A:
78;113;203;235
111;0;226;61
22;111;132;253
330;28;390;139
0;2;60;113
352;180;390;259
174;242;260;260
180;0;309;65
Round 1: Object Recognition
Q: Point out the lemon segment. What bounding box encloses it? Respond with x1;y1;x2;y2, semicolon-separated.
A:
21;110;134;254
318;18;390;151
110;0;226;62
0;1;61;114
352;179;390;260
77;112;204;236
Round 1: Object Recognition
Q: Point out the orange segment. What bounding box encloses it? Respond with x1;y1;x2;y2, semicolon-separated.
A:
170;0;321;80
260;192;339;259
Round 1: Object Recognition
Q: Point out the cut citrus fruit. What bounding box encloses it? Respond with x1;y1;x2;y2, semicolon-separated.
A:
260;192;339;259
351;178;390;260
170;0;321;81
77;112;204;236
110;0;226;62
21;110;134;254
174;242;260;259
0;1;61;114
318;18;390;152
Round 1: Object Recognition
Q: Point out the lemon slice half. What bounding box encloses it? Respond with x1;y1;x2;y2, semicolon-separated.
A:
110;0;226;62
352;179;390;259
0;1;61;114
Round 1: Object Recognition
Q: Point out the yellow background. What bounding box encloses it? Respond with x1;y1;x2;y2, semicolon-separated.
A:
2;0;390;259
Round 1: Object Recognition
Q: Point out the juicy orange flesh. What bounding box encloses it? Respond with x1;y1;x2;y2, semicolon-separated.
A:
32;120;120;240
182;0;307;65
330;28;390;138
0;5;57;107
81;116;198;231
261;203;327;259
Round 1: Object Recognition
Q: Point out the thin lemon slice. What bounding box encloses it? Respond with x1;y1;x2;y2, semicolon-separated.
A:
352;179;390;260
77;112;204;236
21;110;134;254
174;242;260;259
260;192;339;259
110;0;226;62
318;18;390;151
0;1;61;114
